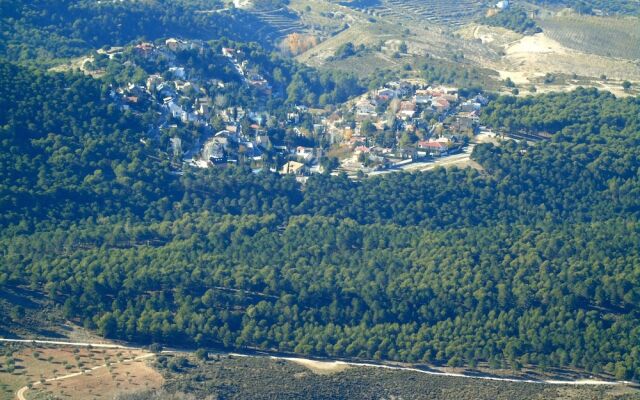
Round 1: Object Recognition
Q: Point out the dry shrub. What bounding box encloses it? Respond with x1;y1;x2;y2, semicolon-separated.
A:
279;33;318;56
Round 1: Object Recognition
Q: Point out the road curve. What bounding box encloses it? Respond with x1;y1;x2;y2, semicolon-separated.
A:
1;337;626;397
5;339;155;400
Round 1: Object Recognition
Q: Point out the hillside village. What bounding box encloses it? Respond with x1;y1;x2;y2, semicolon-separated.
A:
101;38;489;181
4;1;640;398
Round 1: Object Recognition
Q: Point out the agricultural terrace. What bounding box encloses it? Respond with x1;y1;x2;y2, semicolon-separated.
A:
0;343;160;399
538;15;640;60
341;0;486;28
247;7;306;42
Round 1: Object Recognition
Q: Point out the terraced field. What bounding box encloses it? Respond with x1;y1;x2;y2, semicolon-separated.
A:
341;0;487;28
245;7;306;42
539;15;640;60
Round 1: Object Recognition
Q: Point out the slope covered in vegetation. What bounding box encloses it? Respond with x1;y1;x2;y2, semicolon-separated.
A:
481;7;541;35
0;0;283;63
1;61;639;382
139;355;631;400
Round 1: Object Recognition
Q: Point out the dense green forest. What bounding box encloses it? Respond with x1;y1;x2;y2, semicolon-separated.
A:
481;7;541;35
0;0;283;63
417;60;493;93
1;61;639;382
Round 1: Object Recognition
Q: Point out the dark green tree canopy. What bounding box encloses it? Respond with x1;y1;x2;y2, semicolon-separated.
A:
1;63;640;382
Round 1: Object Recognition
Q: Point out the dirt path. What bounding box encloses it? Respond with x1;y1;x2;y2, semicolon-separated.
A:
1;337;625;394
13;351;155;400
0;337;136;350
240;354;621;386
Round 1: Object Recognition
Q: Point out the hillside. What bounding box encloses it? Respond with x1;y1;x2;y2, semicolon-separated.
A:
2;0;639;93
1;60;640;382
0;0;289;64
339;0;487;28
285;0;640;92
527;0;640;16
1;1;640;398
0;61;173;226
149;355;638;400
538;14;640;60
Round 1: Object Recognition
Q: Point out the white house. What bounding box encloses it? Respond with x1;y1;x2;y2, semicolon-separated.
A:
169;67;186;79
356;98;377;116
295;146;315;162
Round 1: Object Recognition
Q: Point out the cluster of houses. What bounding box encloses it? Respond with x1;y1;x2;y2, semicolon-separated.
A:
108;39;490;180
193;103;324;178
355;83;462;118
186;79;488;178
196;124;268;167
222;47;272;94
114;38;274;126
324;81;488;172
196;105;275;166
112;39;220;126
110;39;292;172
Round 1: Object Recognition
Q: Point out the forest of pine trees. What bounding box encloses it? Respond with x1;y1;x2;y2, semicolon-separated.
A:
0;62;639;382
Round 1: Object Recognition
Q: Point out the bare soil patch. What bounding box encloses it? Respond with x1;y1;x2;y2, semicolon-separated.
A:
0;344;160;400
287;358;350;375
29;356;162;400
497;32;640;83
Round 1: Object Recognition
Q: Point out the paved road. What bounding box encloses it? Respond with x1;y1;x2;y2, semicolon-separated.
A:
367;145;475;177
2;337;626;400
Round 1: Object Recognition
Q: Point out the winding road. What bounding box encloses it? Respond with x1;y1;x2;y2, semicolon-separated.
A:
1;337;627;399
232;353;622;386
2;339;154;400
